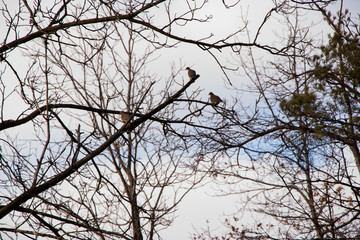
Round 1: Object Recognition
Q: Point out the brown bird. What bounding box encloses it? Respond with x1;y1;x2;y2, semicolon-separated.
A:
209;92;223;105
120;111;131;123
185;67;197;80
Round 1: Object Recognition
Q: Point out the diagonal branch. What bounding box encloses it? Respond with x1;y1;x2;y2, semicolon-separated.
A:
0;75;199;220
0;0;167;55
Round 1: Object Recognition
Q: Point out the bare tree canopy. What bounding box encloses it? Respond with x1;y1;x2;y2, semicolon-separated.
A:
0;0;282;239
1;0;359;239
193;1;360;239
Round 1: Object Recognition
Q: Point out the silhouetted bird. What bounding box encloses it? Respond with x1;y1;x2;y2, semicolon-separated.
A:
209;92;223;105
120;111;131;123
186;67;197;80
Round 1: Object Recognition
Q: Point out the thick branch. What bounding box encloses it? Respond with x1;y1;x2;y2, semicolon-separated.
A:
0;0;167;54
0;75;199;220
130;18;286;55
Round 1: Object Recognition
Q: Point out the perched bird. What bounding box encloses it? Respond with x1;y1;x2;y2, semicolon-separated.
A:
120;111;131;123
209;92;223;105
186;67;197;80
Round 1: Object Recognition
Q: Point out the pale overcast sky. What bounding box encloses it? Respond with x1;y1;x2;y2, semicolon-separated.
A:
161;0;360;239
0;0;359;239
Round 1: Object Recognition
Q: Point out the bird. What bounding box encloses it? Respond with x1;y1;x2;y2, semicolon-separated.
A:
185;67;197;80
120;111;131;123
209;92;223;105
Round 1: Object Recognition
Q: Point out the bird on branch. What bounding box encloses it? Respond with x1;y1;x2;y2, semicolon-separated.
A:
209;92;223;105
186;67;199;80
120;111;131;123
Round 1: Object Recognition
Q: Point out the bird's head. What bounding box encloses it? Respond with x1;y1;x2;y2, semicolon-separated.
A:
185;67;190;70
209;92;213;95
